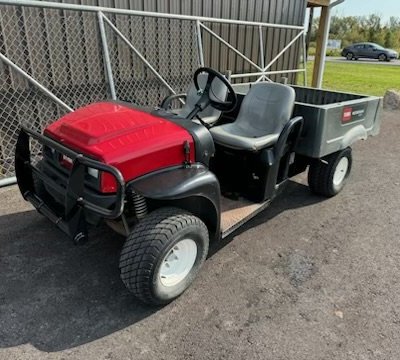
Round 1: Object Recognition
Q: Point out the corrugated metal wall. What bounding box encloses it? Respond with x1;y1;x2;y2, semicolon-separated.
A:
50;0;308;83
0;0;307;96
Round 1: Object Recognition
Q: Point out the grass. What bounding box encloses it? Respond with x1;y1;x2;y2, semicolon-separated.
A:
308;47;342;57
298;61;400;97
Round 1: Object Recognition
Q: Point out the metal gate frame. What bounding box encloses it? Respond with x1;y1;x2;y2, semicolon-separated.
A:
0;0;307;187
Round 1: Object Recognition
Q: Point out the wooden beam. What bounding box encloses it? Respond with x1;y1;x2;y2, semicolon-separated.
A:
312;5;330;87
307;0;330;7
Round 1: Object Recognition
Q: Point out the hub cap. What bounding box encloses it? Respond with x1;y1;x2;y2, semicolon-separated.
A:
333;157;349;186
159;239;197;287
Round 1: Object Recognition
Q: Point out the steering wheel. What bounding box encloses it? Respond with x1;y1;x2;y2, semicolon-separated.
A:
193;67;237;112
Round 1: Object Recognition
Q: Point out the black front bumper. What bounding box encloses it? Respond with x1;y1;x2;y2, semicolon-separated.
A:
15;126;125;243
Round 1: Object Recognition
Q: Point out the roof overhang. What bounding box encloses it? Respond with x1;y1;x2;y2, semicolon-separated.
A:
307;0;330;7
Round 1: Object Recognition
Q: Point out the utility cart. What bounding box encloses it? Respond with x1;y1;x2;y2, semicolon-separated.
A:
15;68;382;305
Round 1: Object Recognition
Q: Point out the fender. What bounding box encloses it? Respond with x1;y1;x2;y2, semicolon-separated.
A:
129;164;221;240
340;125;368;149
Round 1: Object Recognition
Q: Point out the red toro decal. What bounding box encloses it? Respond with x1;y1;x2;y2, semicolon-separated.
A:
342;107;353;123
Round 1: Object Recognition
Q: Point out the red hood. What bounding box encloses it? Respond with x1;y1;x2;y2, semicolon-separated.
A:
45;102;194;181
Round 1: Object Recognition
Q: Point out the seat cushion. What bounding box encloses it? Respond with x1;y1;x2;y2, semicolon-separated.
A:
210;123;279;151
198;115;221;125
235;83;295;135
210;82;295;152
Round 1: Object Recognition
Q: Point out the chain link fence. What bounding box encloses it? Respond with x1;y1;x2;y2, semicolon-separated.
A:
0;1;305;183
0;5;199;180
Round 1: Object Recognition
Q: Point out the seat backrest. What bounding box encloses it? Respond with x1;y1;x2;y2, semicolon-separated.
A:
179;74;228;120
235;82;296;136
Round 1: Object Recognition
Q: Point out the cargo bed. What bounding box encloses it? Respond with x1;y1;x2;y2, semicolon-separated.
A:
232;84;382;158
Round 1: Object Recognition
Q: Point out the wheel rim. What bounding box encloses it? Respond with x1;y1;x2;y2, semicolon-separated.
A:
333;157;349;187
159;239;197;287
347;53;352;60
379;54;386;61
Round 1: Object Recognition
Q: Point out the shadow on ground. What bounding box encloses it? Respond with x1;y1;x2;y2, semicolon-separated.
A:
0;211;157;352
0;180;322;352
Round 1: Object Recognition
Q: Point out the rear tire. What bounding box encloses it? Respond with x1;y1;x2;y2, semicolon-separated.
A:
346;52;354;60
119;207;209;305
308;148;352;197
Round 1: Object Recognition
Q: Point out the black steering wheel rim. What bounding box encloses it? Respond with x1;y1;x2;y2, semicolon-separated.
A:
193;67;237;112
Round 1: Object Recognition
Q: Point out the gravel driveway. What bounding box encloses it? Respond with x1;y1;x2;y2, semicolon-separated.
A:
1;110;399;360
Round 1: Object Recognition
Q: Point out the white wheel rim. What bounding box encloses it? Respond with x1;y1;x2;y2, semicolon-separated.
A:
159;239;197;287
333;157;349;186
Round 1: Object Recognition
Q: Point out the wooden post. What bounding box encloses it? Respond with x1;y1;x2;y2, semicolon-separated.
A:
312;5;330;88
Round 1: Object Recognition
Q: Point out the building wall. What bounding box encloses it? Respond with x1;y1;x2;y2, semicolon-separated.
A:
95;0;308;82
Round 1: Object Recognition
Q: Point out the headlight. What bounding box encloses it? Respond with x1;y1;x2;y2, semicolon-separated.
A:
87;167;99;178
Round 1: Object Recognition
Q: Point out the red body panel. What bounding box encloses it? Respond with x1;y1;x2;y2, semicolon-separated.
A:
45;102;195;188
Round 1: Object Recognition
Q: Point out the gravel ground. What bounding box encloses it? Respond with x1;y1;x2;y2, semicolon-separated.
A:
1;110;399;360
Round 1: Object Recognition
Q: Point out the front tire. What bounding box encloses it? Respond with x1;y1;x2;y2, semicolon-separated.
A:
308;148;352;197
119;207;209;305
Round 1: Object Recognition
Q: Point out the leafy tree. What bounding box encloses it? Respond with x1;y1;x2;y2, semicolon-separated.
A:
384;31;395;48
308;14;400;52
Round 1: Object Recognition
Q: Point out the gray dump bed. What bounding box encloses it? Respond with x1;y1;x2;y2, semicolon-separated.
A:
233;84;382;158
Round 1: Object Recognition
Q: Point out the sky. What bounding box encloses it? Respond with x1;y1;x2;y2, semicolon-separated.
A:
331;0;400;23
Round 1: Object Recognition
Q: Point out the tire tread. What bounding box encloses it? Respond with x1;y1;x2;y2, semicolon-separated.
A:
308;148;352;197
119;207;208;305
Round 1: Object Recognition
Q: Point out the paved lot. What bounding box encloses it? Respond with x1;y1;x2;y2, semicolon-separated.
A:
1;110;400;360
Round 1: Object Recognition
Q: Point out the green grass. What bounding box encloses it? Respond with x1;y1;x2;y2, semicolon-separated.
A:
298;61;400;97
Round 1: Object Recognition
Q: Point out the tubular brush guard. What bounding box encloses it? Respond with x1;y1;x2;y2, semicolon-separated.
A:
15;126;126;244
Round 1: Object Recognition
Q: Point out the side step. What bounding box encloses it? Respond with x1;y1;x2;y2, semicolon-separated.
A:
220;196;271;239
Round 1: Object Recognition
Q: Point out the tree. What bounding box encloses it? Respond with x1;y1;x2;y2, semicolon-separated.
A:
384;31;395;48
364;15;384;44
307;14;400;51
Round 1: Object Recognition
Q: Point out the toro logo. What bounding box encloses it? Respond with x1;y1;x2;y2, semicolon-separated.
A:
342;107;353;122
342;104;366;123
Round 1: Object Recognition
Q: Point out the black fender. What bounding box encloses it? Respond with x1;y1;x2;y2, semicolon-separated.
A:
128;164;221;241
